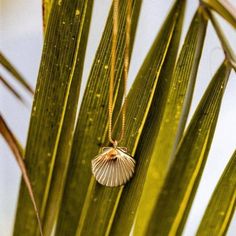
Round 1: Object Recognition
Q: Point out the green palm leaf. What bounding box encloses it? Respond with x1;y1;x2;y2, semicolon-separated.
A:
197;150;236;235
0;51;33;94
205;8;236;71
0;75;27;105
14;1;93;235
146;61;232;235
75;1;186;235
201;0;236;29
8;0;235;235
55;1;142;235
115;8;208;236
0;115;42;235
41;2;93;235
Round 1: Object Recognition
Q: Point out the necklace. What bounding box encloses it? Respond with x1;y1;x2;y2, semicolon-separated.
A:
91;0;135;187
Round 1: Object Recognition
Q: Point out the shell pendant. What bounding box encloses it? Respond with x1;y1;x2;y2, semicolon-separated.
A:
91;147;135;187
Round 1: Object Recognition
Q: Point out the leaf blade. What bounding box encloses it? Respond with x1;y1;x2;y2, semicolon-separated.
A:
0;75;27;105
0;51;34;94
204;8;236;71
197;150;236;236
55;1;143;235
112;8;208;236
201;0;236;28
0;115;42;236
13;1;93;235
77;1;186;235
146;61;232;235
41;1;94;235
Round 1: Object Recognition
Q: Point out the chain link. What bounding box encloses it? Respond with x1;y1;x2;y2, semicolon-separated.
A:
108;0;131;146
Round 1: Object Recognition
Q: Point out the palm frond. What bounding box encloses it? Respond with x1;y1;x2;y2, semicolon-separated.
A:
8;0;236;235
41;2;93;235
55;1;142;235
201;0;236;28
75;0;186;235
0;51;33;94
13;1;93;235
204;7;236;71
197;150;236;235
0;115;42;236
146;61;231;235
0;75;27;105
121;7;208;236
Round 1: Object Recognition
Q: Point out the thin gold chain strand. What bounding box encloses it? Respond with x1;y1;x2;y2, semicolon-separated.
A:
116;0;131;143
108;0;119;145
108;0;131;146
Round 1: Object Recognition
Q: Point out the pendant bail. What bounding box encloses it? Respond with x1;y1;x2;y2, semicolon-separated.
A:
113;140;118;148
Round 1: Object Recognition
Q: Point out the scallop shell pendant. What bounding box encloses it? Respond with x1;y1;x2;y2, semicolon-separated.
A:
91;147;135;187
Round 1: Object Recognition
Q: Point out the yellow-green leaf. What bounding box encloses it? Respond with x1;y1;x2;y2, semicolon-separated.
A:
204;8;236;71
14;1;93;235
146;61;231;236
201;0;236;28
0;74;27;105
113;8;207;236
55;1;143;235
0;51;34;94
41;1;93;236
197;150;236;236
75;1;186;235
0;115;42;236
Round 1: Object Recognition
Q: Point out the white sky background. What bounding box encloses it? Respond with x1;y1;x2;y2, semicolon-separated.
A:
0;0;236;235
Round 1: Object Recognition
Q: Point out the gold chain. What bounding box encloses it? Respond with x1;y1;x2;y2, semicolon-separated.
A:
108;0;131;146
